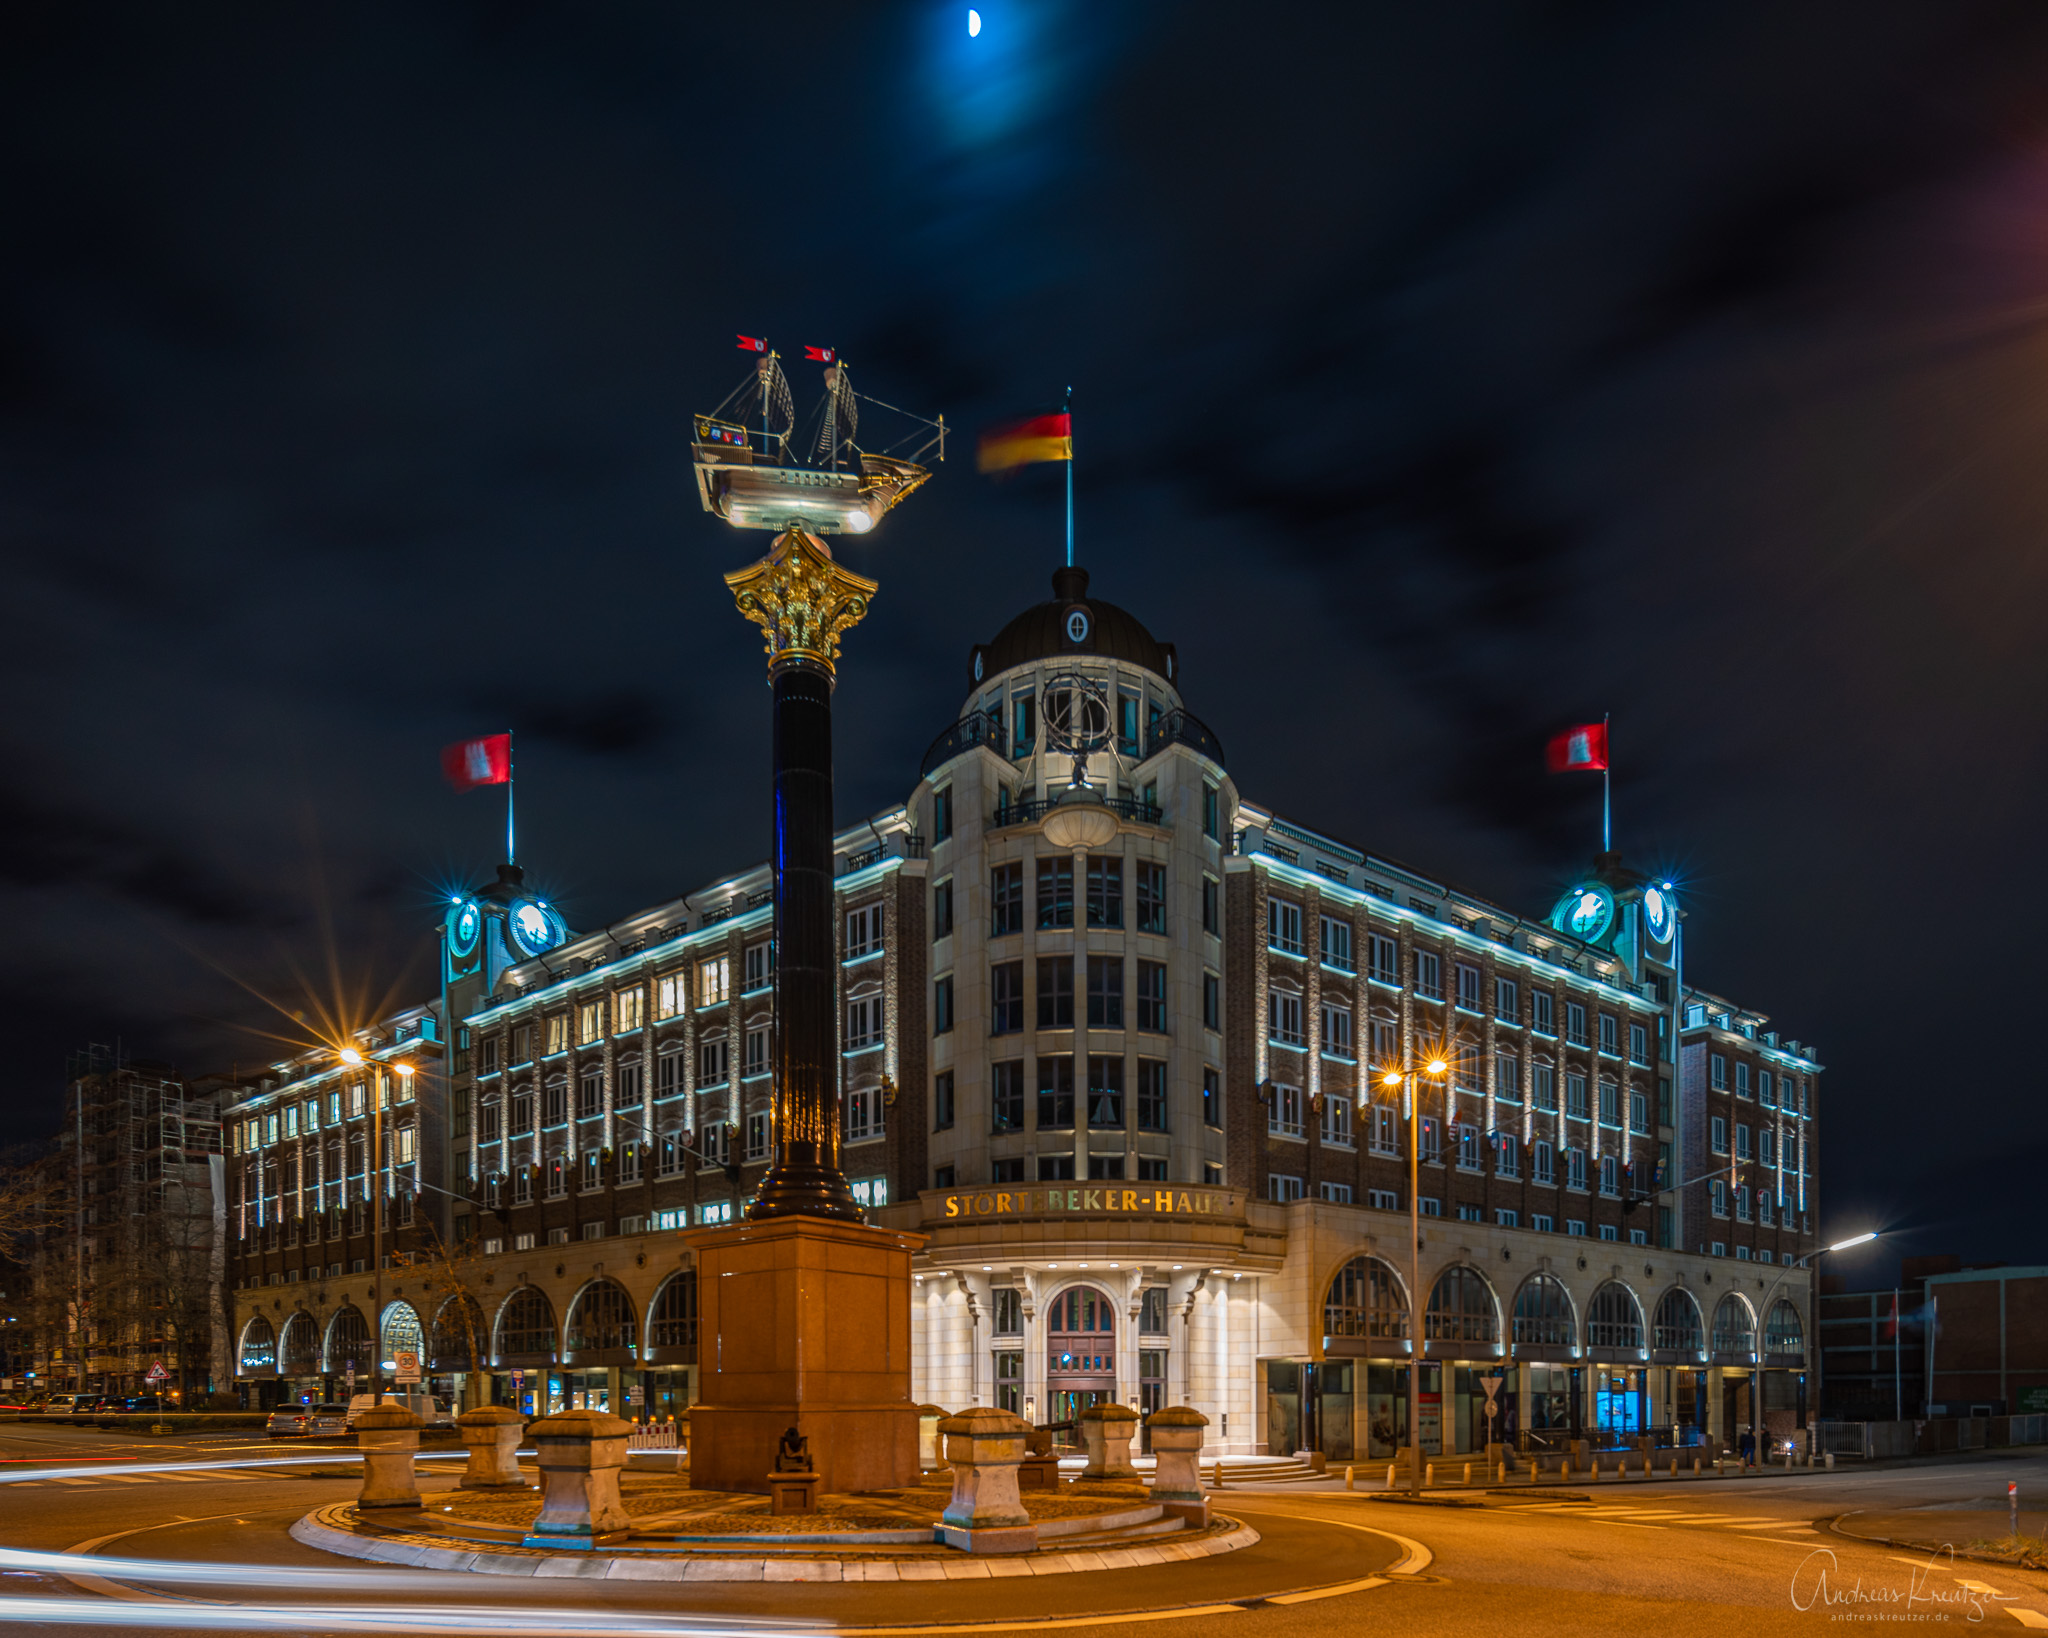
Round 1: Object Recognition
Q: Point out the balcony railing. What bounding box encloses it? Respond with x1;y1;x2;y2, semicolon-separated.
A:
922;710;1007;776
989;795;1163;829
1144;708;1225;765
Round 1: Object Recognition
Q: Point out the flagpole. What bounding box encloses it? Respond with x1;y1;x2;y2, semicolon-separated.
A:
1064;385;1074;570
1602;712;1612;854
506;732;516;867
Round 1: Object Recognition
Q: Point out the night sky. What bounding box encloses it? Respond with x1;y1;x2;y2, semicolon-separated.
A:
7;3;2047;1278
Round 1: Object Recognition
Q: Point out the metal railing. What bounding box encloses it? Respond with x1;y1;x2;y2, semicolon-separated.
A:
1146;708;1224;764
991;795;1163;829
922;710;1006;776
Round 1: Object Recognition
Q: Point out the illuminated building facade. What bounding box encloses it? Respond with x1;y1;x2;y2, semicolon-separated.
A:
226;566;1823;1458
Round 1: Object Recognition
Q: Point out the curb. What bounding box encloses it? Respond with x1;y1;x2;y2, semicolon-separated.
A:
1824;1511;2048;1572
288;1504;1262;1581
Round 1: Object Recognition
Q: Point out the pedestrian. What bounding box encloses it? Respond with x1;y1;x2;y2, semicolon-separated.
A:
1739;1429;1755;1466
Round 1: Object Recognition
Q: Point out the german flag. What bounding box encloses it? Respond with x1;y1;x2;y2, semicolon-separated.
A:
977;411;1072;473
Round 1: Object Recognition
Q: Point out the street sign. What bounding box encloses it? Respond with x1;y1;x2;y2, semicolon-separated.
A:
393;1350;421;1386
627;1385;644;1405
144;1361;170;1384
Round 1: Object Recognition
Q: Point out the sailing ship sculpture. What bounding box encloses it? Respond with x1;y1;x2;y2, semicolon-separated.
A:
691;343;943;535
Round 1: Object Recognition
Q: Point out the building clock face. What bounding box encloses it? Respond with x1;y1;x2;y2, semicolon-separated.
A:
1563;885;1612;941
447;900;482;958
509;899;562;958
1642;886;1674;943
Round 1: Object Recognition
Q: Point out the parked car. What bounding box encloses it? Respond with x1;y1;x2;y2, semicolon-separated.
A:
106;1394;166;1415
345;1392;454;1428
36;1394;88;1418
266;1402;349;1439
69;1395;114;1421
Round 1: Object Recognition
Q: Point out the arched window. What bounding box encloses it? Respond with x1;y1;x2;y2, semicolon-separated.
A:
496;1286;559;1360
1712;1294;1756;1356
1323;1255;1408;1340
428;1294;487;1372
279;1311;319;1376
325;1306;371;1375
1049;1286;1117;1334
1426;1266;1499;1344
648;1272;699;1351
1653;1288;1703;1353
238;1314;276;1372
1511;1274;1576;1347
1764;1299;1804;1356
379;1301;423;1369
1586;1282;1644;1350
565;1279;638;1355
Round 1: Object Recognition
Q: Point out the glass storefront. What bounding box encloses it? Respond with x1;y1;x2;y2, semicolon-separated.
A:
1593;1366;1646;1440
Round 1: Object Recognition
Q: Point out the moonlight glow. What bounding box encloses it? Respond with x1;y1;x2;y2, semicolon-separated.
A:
968;9;981;36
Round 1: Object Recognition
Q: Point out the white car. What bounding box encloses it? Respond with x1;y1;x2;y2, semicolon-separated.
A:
265;1402;348;1439
344;1392;455;1428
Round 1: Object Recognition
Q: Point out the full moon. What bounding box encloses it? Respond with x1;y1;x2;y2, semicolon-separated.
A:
967;9;981;36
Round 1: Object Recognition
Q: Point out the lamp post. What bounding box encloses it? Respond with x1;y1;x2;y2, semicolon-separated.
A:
1751;1230;1876;1465
339;1049;414;1401
1377;1056;1448;1494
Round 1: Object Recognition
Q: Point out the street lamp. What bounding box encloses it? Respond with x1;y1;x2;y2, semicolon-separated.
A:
339;1048;414;1402
1751;1229;1878;1465
1377;1055;1449;1494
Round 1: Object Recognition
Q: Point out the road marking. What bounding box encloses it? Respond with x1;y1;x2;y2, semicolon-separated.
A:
104;1474;153;1484
1729;1521;1803;1530
1588;1520;1667;1530
1267;1577;1389;1604
53;1478;94;1487
2004;1610;2048;1628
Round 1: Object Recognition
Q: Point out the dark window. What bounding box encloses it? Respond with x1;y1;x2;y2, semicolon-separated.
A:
934;1164;956;1187
991;863;1023;936
1136;960;1168;1032
1202;1066;1222;1128
993;1156;1025;1183
1136;861;1167;934
1037;857;1074;929
1038;1154;1075;1181
933;878;953;940
991;961;1024;1035
1202;877;1219;935
992;1061;1024;1131
1118;693;1140;756
1203;783;1220;840
1086;956;1123;1028
544;1083;567;1126
1012;693;1036;755
1138;1157;1168;1181
1137;1058;1168;1130
1037;956;1075;1028
1088;1153;1125;1180
1088;1056;1124;1127
933;785;953;843
615;1062;643;1109
933;1071;955;1131
1086;856;1123;928
933;975;955;1036
1037;1056;1075;1128
1203;972;1220;1031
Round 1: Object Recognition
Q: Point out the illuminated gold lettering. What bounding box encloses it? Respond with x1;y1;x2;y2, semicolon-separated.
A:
975;1194;994;1216
1156;1191;1173;1213
1083;1189;1101;1211
1121;1189;1137;1211
996;1192;1013;1214
1176;1192;1193;1213
945;1196;959;1218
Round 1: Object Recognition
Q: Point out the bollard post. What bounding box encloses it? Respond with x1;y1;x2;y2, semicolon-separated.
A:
524;1409;632;1545
1497;1461;1507;1484
1142;1407;1211;1527
1424;1462;1434;1487
355;1402;423;1509
1463;1461;1472;1485
1077;1403;1141;1480
938;1408;1037;1554
1693;1455;1702;1476
455;1404;527;1490
1344;1465;1355;1491
1387;1463;1397;1486
1213;1458;1227;1489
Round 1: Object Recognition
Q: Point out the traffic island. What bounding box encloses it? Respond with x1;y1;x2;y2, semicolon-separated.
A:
289;1468;1259;1579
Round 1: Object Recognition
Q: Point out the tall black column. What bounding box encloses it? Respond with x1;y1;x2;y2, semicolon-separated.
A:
750;657;861;1221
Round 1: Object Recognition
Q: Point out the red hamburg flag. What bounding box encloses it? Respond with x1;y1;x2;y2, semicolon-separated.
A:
1546;721;1609;772
440;733;511;792
736;334;766;353
804;345;835;363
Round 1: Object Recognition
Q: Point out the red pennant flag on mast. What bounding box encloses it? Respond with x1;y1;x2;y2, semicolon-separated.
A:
736;334;767;353
440;733;511;792
1546;722;1609;772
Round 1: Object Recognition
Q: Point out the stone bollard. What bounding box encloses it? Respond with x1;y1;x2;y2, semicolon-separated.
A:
456;1404;528;1490
523;1408;632;1546
1825;1450;1835;1470
1693;1456;1702;1476
1212;1457;1227;1489
939;1407;1037;1554
918;1405;950;1471
1078;1402;1141;1480
1344;1465;1354;1491
1497;1461;1507;1484
1144;1406;1210;1526
1463;1461;1473;1485
1386;1463;1397;1486
1424;1462;1435;1487
355;1402;423;1509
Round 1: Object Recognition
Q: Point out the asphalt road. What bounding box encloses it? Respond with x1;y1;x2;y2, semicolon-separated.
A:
3;1420;2045;1637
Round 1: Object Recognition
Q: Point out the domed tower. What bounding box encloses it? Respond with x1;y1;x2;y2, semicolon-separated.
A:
910;564;1237;1266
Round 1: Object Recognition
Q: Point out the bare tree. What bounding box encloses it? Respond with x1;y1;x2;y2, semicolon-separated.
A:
406;1218;491;1409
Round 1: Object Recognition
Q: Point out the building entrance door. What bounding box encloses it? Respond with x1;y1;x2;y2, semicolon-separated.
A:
1046;1285;1116;1446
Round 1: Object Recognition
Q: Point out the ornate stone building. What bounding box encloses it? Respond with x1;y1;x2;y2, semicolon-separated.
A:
226;564;1823;1458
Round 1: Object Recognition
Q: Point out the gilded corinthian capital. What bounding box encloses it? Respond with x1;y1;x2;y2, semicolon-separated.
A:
724;526;879;678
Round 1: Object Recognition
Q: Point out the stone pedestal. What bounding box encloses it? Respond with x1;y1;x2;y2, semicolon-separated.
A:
1079;1402;1141;1479
355;1403;423;1508
684;1214;925;1496
768;1472;821;1515
1146;1406;1210;1526
939;1407;1037;1554
524;1408;632;1546
456;1404;527;1489
918;1405;949;1470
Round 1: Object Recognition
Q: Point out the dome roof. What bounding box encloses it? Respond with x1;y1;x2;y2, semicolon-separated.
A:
972;566;1178;689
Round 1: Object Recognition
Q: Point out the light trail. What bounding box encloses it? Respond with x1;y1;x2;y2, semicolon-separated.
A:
0;1451;497;1484
0;1596;825;1636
